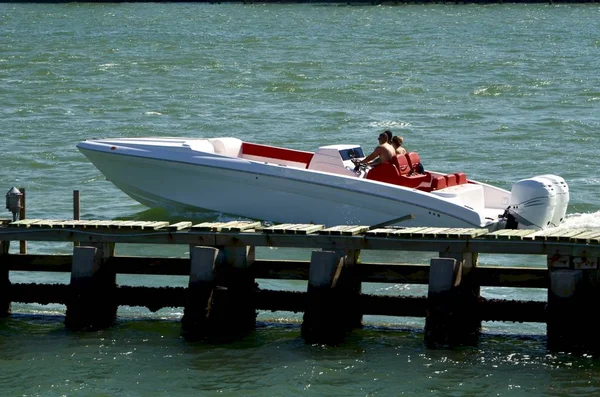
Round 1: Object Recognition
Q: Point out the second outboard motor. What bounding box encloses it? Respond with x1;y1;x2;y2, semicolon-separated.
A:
537;174;569;227
507;176;557;229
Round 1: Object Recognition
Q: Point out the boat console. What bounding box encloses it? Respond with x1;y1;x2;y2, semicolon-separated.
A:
307;145;365;176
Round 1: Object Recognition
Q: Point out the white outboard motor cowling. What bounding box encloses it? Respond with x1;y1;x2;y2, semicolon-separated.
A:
537;174;569;227
508;176;557;229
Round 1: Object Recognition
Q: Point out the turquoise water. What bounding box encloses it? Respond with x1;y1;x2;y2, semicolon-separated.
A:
1;3;600;395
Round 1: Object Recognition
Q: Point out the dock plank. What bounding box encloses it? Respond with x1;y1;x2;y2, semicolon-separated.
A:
570;230;600;244
487;229;539;240
418;228;454;238
52;220;92;228
109;221;138;229
275;224;324;235
191;222;229;232
552;229;591;241
31;220;71;228
220;221;262;232
74;220;109;229
9;219;44;228
290;224;325;235
319;225;370;236
261;223;299;234
83;220;116;228
439;228;489;239
341;225;370;236
388;227;431;238
412;227;452;238
142;221;171;230
365;228;397;237
166;221;193;231
404;227;434;237
262;223;327;234
537;228;589;242
129;221;153;230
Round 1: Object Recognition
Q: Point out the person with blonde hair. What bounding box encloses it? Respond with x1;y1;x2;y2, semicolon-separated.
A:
391;135;406;156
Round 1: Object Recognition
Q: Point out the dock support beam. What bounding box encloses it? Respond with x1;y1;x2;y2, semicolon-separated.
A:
181;246;219;341
302;249;361;345
182;245;256;342
546;269;590;351
0;241;10;317
65;244;116;331
425;258;459;347
426;252;480;347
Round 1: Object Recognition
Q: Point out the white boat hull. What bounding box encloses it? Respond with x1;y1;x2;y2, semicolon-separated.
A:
77;137;567;230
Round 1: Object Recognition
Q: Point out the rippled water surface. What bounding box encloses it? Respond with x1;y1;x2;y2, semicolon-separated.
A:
1;3;600;396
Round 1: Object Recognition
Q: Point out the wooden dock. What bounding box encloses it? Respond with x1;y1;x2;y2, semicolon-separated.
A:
1;218;599;349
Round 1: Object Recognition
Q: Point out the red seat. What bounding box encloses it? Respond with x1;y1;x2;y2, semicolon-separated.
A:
406;152;424;175
365;161;399;185
445;174;457;187
391;154;411;175
430;176;447;191
455;172;467;185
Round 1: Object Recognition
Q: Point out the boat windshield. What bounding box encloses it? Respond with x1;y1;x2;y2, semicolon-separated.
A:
339;147;364;161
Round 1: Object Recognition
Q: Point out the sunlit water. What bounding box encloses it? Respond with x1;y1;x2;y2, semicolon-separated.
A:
1;3;600;395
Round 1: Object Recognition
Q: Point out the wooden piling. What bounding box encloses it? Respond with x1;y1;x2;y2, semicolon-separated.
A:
546;269;587;351
425;257;460;347
181;246;219;340
437;251;481;346
18;188;26;254
200;245;256;342
73;190;80;248
339;249;362;329
65;244;116;330
0;241;10;317
223;245;257;331
301;250;361;345
73;190;80;220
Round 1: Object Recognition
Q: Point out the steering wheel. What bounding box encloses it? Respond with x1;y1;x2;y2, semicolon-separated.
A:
351;158;368;173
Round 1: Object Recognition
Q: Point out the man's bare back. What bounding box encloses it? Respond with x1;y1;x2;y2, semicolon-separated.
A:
377;143;395;163
358;133;396;166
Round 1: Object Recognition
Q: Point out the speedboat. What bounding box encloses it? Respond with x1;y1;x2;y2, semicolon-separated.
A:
77;137;569;230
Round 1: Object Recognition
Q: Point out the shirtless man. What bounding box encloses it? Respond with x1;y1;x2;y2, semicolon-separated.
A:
357;132;395;166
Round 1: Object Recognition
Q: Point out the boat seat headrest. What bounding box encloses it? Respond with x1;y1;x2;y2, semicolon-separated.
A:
208;138;242;157
185;140;215;154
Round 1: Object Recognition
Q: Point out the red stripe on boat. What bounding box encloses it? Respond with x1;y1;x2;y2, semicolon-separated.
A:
241;142;314;165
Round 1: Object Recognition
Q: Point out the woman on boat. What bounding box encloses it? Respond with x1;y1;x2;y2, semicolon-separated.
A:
391;136;407;156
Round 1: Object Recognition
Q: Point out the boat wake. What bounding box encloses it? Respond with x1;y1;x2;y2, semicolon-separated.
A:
548;211;600;231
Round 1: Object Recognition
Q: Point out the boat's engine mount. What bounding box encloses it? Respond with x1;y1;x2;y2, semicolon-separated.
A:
504;174;569;229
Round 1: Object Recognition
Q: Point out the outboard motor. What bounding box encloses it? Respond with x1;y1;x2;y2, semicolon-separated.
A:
537;174;569;227
506;176;558;229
